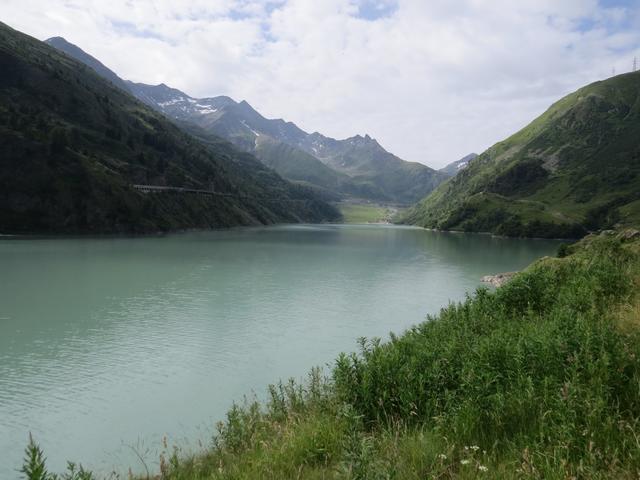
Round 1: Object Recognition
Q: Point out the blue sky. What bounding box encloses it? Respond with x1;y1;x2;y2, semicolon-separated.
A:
354;0;398;20
3;0;640;167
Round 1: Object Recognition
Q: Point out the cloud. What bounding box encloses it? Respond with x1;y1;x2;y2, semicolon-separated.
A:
2;0;639;167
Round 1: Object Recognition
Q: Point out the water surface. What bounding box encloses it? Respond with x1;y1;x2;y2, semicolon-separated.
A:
0;225;560;477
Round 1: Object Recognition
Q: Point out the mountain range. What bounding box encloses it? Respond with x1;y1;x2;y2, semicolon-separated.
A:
403;71;640;238
45;36;447;205
6;26;638;238
0;23;339;234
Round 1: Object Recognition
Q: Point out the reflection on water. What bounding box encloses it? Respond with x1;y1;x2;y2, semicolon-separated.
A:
0;225;560;476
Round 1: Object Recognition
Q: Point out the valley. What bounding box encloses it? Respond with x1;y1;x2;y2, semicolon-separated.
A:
2;4;640;479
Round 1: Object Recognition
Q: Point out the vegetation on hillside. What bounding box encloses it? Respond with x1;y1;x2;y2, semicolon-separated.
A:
338;202;399;224
24;230;640;478
403;71;640;238
0;23;339;234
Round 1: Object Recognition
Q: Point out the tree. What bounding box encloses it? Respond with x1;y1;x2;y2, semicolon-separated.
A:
49;127;69;155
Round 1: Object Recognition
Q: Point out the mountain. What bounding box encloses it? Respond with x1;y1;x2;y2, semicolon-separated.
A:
439;153;477;177
403;72;640;238
130;82;448;204
295;132;448;203
46;37;447;204
0;23;339;234
45;36;131;94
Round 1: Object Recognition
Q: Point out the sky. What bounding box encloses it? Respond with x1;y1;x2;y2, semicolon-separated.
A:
3;0;640;168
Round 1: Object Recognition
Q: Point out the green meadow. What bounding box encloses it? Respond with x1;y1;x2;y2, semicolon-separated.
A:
338;203;400;224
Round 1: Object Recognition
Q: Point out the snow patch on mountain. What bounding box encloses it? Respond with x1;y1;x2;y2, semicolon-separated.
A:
158;98;185;107
197;105;218;114
241;120;261;137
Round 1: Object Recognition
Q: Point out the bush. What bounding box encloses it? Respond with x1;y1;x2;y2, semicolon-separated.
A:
21;435;94;480
557;242;571;257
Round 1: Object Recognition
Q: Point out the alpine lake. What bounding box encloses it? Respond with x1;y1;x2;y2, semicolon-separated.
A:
0;224;561;477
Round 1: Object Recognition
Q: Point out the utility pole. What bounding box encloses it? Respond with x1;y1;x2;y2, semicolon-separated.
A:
634;56;637;72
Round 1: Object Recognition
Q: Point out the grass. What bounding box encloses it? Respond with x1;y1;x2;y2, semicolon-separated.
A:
338;202;400;224
23;229;640;479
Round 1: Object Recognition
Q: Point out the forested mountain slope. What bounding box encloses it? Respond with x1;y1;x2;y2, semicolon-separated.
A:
0;23;339;234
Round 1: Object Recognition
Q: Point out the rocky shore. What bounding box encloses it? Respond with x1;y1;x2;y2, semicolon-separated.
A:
481;271;517;287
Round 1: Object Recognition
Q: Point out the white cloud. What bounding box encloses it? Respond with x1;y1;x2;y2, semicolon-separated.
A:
2;0;639;167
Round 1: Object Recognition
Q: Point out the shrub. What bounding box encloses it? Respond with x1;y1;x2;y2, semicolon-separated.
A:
21;435;94;480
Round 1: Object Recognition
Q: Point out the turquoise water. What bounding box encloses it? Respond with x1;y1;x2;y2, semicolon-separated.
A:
0;225;560;477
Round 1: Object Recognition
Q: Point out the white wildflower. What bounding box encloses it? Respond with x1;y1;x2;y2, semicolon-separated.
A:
438;453;447;460
460;459;470;465
479;465;488;472
470;445;480;451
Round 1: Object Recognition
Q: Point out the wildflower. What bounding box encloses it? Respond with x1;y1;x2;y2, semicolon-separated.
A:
479;465;488;472
460;459;470;465
438;453;447;460
470;445;480;451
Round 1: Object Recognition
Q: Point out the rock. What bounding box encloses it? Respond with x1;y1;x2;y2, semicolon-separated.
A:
481;272;517;288
619;229;640;241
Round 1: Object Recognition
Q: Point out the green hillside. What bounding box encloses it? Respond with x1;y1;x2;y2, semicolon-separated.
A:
403;71;640;238
0;23;339;234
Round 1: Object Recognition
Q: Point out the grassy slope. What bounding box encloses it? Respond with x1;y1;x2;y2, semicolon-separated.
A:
338;202;399;224
403;72;640;238
28;230;640;479
0;23;339;234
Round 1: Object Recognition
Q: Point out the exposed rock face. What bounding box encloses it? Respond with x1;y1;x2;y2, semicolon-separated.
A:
481;272;517;288
620;229;640;240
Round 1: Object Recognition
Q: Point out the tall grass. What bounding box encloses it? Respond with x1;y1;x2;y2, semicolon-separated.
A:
24;232;640;479
333;235;640;477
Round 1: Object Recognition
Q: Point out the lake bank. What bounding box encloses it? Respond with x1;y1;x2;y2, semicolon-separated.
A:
131;231;640;479
1;226;560;477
